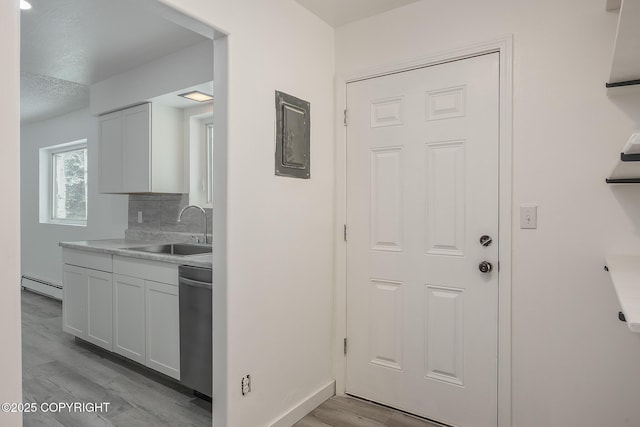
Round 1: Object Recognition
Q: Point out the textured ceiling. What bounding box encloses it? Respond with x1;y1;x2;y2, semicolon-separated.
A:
20;0;209;124
22;0;420;123
21;72;90;125
295;0;421;27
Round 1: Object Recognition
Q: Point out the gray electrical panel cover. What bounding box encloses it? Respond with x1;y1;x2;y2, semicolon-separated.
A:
275;90;310;179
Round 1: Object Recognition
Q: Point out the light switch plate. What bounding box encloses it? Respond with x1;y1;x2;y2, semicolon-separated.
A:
520;205;537;229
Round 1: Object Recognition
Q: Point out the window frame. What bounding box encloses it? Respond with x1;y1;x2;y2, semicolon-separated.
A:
40;140;88;227
206;123;213;204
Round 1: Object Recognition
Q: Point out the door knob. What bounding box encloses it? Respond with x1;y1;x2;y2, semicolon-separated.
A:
479;261;493;273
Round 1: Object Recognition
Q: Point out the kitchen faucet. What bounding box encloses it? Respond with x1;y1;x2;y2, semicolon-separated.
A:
177;205;208;244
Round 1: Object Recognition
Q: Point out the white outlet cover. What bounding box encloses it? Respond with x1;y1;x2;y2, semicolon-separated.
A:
520;205;537;229
241;375;251;395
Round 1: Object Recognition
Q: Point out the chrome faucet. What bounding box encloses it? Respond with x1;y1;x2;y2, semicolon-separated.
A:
177;205;208;244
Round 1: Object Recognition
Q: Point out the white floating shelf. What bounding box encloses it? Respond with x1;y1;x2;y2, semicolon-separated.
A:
607;154;640;183
606;254;640;332
607;0;640;91
606;133;640;183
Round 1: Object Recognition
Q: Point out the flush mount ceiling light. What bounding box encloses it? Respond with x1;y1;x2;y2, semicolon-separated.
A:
179;90;213;102
20;0;32;10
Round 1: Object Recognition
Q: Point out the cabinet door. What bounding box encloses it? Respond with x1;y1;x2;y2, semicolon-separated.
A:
145;280;180;379
122;103;151;193
113;274;145;364
150;104;185;193
62;264;87;339
99;110;123;193
86;270;113;351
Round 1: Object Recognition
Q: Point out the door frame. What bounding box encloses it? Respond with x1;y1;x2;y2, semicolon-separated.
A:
334;36;513;427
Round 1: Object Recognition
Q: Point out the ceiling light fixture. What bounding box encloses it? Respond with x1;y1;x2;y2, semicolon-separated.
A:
20;0;32;10
178;90;213;102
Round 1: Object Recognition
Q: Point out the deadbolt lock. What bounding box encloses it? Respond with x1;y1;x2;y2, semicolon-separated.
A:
479;235;493;247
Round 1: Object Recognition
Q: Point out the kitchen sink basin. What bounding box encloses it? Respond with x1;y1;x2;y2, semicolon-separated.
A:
127;243;212;256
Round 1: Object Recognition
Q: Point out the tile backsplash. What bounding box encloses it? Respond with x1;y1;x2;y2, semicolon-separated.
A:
126;194;212;243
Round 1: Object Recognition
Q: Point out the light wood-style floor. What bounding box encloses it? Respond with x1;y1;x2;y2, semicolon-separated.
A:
21;289;211;427
23;289;444;427
295;396;444;427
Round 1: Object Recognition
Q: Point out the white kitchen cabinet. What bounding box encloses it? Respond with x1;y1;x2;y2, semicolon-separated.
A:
99;102;184;194
62;250;113;352
113;255;180;379
62;264;88;339
113;274;146;365
62;248;181;379
145;280;180;379
99;111;123;193
86;269;113;350
63;264;113;351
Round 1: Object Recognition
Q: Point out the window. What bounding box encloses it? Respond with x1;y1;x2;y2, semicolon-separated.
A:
187;113;212;208
52;147;87;222
40;140;88;226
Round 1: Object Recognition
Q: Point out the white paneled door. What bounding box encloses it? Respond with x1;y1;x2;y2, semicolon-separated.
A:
346;53;499;427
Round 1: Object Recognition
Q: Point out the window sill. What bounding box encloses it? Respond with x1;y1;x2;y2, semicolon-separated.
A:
41;220;87;227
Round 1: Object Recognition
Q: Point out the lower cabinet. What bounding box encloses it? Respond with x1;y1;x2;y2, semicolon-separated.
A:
62;264;88;339
113;275;180;380
63;263;113;350
113;274;146;364
145;281;180;379
62;249;180;380
86;269;114;350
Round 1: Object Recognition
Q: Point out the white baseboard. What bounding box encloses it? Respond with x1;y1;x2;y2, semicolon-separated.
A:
268;380;335;427
21;276;62;300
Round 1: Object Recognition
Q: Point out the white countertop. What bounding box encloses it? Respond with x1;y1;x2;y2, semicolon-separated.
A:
60;239;212;269
606;254;640;332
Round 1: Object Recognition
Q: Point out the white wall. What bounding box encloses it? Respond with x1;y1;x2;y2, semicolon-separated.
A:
336;1;640;426
90;39;213;115
21;108;128;291
160;1;335;425
0;0;22;425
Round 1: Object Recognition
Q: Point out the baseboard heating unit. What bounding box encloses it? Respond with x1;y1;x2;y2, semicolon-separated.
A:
21;275;62;300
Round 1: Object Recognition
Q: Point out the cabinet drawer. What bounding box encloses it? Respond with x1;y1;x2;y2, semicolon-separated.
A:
113;256;178;286
63;249;112;272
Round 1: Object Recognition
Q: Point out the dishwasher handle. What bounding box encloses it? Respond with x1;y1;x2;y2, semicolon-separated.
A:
179;277;212;289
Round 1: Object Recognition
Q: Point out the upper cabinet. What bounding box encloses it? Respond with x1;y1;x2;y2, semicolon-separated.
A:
607;0;640;92
99;103;185;194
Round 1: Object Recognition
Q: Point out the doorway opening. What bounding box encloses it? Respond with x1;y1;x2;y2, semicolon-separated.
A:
19;1;227;426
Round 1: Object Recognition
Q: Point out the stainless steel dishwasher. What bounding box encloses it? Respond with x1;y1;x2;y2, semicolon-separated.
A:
179;265;212;399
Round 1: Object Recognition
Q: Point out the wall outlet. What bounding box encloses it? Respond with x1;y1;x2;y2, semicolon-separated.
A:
241;374;251;396
137;211;143;223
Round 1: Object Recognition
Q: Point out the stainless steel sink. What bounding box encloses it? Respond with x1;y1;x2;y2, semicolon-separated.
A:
126;243;212;256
